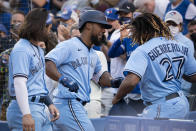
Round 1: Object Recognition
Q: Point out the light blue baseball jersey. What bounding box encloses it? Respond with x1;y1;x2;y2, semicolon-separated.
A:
8;39;48;96
175;32;195;95
124;37;196;102
45;37;102;102
175;32;195;56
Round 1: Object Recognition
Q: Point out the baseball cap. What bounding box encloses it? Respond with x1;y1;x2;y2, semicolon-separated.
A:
79;10;112;29
164;10;183;24
46;13;53;25
104;8;119;20
0;24;8;34
56;9;72;20
117;2;136;14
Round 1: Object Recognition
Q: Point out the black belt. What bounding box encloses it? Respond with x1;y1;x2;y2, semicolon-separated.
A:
146;93;179;106
10;96;45;103
76;98;87;106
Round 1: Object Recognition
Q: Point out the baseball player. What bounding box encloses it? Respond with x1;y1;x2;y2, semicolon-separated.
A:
6;8;59;131
45;10;123;131
113;13;196;119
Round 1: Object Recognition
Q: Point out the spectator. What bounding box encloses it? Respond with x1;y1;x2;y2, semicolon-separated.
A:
164;0;196;35
134;0;169;19
0;48;12;121
0;24;7;38
0;10;25;53
117;1;136;25
56;9;79;41
104;8;120;40
100;7;122;116
108;11;145;116
187;20;196;48
0;3;11;34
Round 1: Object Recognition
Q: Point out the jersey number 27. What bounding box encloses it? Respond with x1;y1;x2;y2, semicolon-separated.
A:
160;56;185;82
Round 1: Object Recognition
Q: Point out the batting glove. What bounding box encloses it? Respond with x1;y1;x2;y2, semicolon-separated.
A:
111;77;124;88
59;76;79;93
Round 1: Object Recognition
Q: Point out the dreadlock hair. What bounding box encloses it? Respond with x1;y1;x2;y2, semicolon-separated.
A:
130;13;173;45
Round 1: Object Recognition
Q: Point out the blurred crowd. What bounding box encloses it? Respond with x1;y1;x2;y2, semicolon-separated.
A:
0;0;196;121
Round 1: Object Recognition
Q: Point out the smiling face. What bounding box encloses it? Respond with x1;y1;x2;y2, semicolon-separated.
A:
90;23;105;46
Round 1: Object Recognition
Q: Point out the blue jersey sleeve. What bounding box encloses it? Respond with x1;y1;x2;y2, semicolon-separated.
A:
45;42;70;67
11;51;30;78
184;48;196;76
108;38;125;58
124;49;148;79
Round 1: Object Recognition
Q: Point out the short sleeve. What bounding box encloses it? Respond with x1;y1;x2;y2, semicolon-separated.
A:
184;48;196;76
45;42;70;67
124;49;148;79
11;51;30;78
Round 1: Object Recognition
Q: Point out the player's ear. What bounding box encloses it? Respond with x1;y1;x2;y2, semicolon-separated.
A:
85;23;93;31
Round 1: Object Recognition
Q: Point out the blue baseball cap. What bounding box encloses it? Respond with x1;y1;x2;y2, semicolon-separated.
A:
46;13;53;25
56;9;72;20
104;8;119;20
0;24;8;34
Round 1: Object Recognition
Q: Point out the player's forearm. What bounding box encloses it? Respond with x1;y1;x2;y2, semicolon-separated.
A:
99;71;113;87
46;60;61;81
183;74;196;83
14;77;31;116
112;73;140;104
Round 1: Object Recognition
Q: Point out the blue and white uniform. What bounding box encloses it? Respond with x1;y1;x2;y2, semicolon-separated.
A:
164;0;196;34
124;37;196;118
108;37;140;94
7;39;52;130
45;37;103;131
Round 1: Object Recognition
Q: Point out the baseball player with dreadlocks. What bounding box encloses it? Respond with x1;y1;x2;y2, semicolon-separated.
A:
112;13;196;119
45;10;123;131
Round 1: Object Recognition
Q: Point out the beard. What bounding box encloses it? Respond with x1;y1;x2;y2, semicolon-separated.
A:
90;34;102;46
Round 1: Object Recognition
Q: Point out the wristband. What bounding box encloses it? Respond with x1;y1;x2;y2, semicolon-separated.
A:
44;96;53;107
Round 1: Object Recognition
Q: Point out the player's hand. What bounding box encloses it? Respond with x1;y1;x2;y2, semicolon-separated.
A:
48;104;60;122
57;24;70;41
111;77;124;88
120;24;130;40
59;76;79;93
22;114;35;131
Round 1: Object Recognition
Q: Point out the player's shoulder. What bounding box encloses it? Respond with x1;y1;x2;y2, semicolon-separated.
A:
12;39;31;53
175;33;193;43
56;37;80;48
